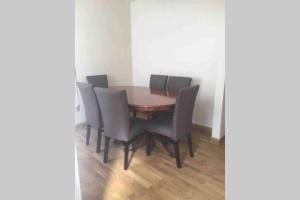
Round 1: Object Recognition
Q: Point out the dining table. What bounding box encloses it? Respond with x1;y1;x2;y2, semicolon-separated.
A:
109;86;177;118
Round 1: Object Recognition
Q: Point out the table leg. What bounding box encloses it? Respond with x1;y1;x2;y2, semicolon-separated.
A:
146;112;153;120
144;112;155;152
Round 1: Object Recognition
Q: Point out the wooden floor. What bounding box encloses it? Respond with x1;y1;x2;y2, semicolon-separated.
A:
76;124;225;200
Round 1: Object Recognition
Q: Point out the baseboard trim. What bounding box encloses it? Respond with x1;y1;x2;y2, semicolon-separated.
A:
210;135;225;145
192;123;224;145
192;123;212;135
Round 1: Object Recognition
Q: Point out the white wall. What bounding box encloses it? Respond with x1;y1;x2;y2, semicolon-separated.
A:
220;92;225;138
212;47;225;139
75;0;133;124
130;0;225;127
212;85;225;139
75;0;225;135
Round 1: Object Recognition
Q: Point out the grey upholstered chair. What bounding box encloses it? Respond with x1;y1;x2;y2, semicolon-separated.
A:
77;82;103;153
94;88;146;170
166;76;192;93
86;75;108;88
145;85;199;168
149;74;168;90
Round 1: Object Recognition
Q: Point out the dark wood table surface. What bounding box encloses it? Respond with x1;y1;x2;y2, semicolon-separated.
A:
109;86;176;112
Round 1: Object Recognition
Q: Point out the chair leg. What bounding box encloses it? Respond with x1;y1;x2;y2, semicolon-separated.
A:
103;136;110;163
96;129;102;153
146;112;152;120
174;141;182;168
86;124;91;145
133;111;137;118
187;134;194;157
124;142;129;170
146;133;151;156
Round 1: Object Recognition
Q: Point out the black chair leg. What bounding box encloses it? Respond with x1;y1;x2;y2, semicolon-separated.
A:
96;129;102;153
174;141;182;168
133;111;137;118
103;136;110;163
124;142;129;170
146;133;151;156
187;134;194;157
86;124;91;145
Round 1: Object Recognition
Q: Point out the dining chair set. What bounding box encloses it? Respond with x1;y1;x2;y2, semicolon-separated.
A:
77;74;199;170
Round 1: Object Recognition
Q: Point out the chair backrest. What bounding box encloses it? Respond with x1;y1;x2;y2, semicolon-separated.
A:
172;85;199;140
94;88;131;141
77;82;103;129
166;76;192;93
86;75;108;88
149;74;168;90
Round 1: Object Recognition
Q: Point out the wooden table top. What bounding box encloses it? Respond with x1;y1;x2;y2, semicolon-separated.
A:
110;86;176;112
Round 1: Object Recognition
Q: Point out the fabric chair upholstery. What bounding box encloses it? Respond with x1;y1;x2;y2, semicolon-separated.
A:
146;85;199;140
145;85;199;168
86;75;108;88
149;74;168;90
77;82;104;153
77;82;103;129
94;88;146;170
143;115;172;138
94;88;145;142
166;76;192;93
172;85;199;140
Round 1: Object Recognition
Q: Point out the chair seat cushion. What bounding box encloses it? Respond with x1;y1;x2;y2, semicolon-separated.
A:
154;109;174;117
130;117;146;139
145;115;173;138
